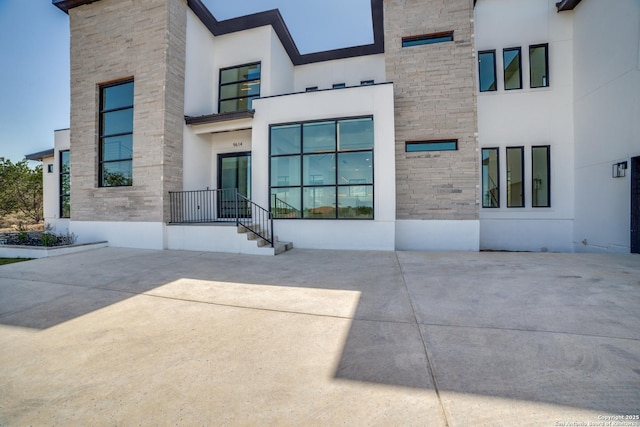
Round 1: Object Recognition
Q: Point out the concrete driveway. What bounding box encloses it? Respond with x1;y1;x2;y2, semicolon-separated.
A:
0;248;638;426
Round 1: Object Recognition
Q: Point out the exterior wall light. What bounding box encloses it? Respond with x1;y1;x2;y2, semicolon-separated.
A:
612;161;627;178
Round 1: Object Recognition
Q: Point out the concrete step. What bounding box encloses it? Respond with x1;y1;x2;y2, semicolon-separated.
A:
236;224;292;255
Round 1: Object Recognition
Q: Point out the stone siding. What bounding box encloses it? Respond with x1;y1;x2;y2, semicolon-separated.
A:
69;0;186;222
384;0;479;220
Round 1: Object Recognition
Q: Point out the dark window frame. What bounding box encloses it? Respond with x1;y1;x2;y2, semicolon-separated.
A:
218;62;261;113
332;83;346;89
402;31;454;48
405;139;458;152
506;146;525;207
305;86;318;92
99;78;134;188
532;145;551;207
47;164;54;173
482;147;500;208
478;50;497;92
360;80;374;86
59;150;70;218
503;47;522;90
529;43;549;88
269;116;375;220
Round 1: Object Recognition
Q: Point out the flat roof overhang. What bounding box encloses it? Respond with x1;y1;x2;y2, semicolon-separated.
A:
556;0;583;11
25;148;55;161
185;110;254;135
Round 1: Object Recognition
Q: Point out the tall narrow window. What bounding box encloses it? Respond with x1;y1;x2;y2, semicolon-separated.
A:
219;63;261;113
99;80;134;187
60;150;70;218
503;47;522;90
482;148;499;208
532;146;550;207
478;50;497;92
506;147;524;207
530;44;549;88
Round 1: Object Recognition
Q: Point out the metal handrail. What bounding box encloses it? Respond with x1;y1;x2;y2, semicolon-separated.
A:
237;194;274;247
168;188;273;247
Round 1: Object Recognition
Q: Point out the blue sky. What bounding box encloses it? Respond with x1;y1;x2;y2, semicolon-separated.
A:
0;0;372;163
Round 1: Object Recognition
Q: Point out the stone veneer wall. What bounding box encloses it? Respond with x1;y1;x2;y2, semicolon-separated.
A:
69;0;186;222
384;0;478;221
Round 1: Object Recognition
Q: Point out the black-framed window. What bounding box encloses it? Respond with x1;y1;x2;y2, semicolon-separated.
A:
402;31;453;47
532;146;550;207
270;117;374;219
60;150;70;218
482;148;499;208
305;87;318;92
219;63;261;113
406;140;458;152
530;44;549;88
506;147;524;207
361;80;374;86
503;47;522;90
478;50;497;92
333;83;346;89
47;164;54;173
99;79;133;187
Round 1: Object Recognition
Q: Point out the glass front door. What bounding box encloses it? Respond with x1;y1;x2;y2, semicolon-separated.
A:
218;152;251;219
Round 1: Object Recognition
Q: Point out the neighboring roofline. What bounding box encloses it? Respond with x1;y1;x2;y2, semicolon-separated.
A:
53;0;384;65
25;148;55;161
556;0;583;11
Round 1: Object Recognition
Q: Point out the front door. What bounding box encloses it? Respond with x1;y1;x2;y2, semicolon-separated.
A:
631;156;640;253
218;152;251;219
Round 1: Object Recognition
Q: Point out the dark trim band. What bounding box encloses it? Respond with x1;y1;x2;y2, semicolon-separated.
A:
54;0;385;65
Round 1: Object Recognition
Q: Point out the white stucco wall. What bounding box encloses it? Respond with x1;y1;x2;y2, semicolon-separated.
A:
572;0;640;253
251;83;396;250
475;0;575;252
43;129;71;234
293;55;386;92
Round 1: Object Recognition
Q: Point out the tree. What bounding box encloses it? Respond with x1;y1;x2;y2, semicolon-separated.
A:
0;158;43;224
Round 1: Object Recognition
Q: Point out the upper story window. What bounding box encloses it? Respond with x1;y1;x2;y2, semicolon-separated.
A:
60;150;70;217
529;44;549;88
402;31;453;48
478;50;497;92
333;83;346;89
503;47;522;90
99;79;134;187
219;63;261;113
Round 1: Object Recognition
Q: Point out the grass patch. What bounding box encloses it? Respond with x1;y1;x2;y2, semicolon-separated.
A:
0;258;32;266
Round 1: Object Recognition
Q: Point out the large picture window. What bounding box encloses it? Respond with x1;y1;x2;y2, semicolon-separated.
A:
219;63;261;113
99;80;133;187
60;150;70;218
270;117;374;219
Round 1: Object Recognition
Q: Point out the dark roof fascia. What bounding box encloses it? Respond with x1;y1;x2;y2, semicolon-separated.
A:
53;0;384;64
52;0;100;13
185;110;255;125
556;0;583;11
188;0;384;66
25;148;55;161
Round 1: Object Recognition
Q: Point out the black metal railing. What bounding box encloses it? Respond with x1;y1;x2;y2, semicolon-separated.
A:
169;188;273;247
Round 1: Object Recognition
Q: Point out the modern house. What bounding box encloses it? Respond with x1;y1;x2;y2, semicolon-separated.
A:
32;0;639;254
